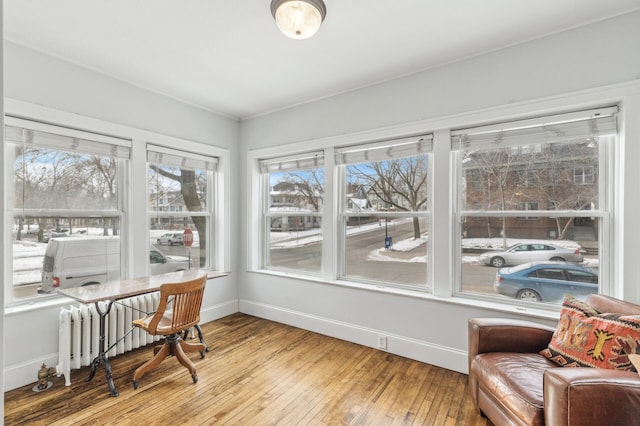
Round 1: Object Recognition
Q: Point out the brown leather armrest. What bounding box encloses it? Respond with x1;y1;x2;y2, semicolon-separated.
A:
468;318;555;370
544;368;640;426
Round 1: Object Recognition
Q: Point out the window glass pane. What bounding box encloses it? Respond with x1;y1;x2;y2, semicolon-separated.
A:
344;216;428;287
267;216;322;272
15;145;118;211
148;164;208;212
341;152;430;288
9;124;126;304
148;151;213;272
265;166;324;274
149;216;203;271
461;139;599;211
346;156;429;212
12;216;121;299
461;216;599;304
457;127;607;305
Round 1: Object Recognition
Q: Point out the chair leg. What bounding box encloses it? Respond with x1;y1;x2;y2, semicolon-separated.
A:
182;324;210;352
133;342;171;388
180;339;206;358
174;341;198;376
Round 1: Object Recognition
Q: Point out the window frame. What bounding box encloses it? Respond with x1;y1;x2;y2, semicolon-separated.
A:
146;144;219;271
451;107;616;305
5;115;131;305
4;100;230;308
258;151;326;275
335;136;433;290
246;85;638;313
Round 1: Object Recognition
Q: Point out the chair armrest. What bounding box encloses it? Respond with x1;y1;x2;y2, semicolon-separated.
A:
468;318;555;370
544;368;640;426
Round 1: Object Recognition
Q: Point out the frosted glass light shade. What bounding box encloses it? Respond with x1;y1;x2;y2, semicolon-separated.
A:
271;0;327;40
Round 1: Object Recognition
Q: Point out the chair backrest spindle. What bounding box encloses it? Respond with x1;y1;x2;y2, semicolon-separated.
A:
145;274;207;335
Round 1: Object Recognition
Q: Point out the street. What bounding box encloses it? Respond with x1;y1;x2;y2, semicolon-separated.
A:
269;219;501;291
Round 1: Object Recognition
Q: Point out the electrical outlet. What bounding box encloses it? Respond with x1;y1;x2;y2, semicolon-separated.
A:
378;335;387;350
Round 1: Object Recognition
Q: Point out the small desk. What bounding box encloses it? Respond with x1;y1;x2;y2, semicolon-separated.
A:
59;269;227;397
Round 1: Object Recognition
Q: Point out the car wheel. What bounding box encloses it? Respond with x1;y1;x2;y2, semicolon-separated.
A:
550;257;565;262
517;289;541;302
490;257;505;267
157;239;161;244
169;241;174;246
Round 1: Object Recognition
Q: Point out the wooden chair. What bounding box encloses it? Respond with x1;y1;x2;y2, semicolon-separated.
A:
132;274;207;389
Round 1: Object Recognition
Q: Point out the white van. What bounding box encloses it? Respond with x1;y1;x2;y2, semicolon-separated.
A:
39;236;191;293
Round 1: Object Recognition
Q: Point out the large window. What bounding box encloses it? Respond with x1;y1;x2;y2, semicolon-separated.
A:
147;145;217;272
248;104;622;308
6;117;130;302
4;105;230;308
336;136;432;289
452;107;617;305
260;152;324;274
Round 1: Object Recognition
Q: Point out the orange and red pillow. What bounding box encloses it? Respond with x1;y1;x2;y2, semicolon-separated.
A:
540;294;640;371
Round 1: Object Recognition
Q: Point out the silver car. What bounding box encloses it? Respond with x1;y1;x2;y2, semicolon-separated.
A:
479;242;583;267
156;232;183;245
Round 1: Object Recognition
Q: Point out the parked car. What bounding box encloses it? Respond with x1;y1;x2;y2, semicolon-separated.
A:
156;232;183;245
42;232;69;243
479;242;583;267
494;261;598;302
149;245;191;274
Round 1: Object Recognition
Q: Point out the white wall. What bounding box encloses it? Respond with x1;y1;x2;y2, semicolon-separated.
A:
2;41;241;391
239;11;640;374
1;0;5;417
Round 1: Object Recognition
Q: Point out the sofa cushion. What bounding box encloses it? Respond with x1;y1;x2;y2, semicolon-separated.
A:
471;352;556;425
541;294;640;371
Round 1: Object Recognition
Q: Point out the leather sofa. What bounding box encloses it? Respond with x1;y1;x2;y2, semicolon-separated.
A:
468;294;640;425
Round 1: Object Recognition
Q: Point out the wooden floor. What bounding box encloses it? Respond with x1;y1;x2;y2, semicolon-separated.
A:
5;313;491;425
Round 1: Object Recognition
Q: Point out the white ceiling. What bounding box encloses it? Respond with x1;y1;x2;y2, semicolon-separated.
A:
5;1;640;119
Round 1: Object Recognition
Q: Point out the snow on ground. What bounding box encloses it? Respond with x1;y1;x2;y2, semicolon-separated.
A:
13;222;599;285
12;226;199;285
271;224;598;267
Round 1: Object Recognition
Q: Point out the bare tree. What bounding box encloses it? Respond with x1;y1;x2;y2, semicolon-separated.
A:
463;141;599;243
281;170;324;212
349;156;428;239
464;148;517;247
150;166;207;266
82;156;118;235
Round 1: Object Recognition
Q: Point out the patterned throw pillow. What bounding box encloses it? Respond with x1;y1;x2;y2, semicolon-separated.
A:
540;294;640;371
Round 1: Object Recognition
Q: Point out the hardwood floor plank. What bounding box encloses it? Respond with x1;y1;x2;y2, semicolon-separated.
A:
4;313;491;425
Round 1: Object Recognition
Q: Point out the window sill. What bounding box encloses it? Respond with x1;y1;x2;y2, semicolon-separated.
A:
5;294;76;316
249;268;560;321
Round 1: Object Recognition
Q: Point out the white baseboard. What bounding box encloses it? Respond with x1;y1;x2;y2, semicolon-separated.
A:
239;299;468;374
201;299;240;324
3;299;240;392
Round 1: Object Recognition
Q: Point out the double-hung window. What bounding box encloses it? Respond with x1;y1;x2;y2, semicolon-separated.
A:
147;145;217;272
260;152;324;274
6;117;130;303
336;135;433;289
452;107;617;304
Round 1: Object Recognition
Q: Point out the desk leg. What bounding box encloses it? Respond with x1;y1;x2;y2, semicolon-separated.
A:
85;300;119;397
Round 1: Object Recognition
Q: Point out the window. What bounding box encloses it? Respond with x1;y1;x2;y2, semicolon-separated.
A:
574;166;595;185
6;117;130;302
516;202;539;220
336;135;432;289
147;145;217;272
453;106;617;305
260;152;324;274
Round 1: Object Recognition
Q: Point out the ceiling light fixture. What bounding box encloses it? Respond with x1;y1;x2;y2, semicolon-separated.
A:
271;0;327;40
